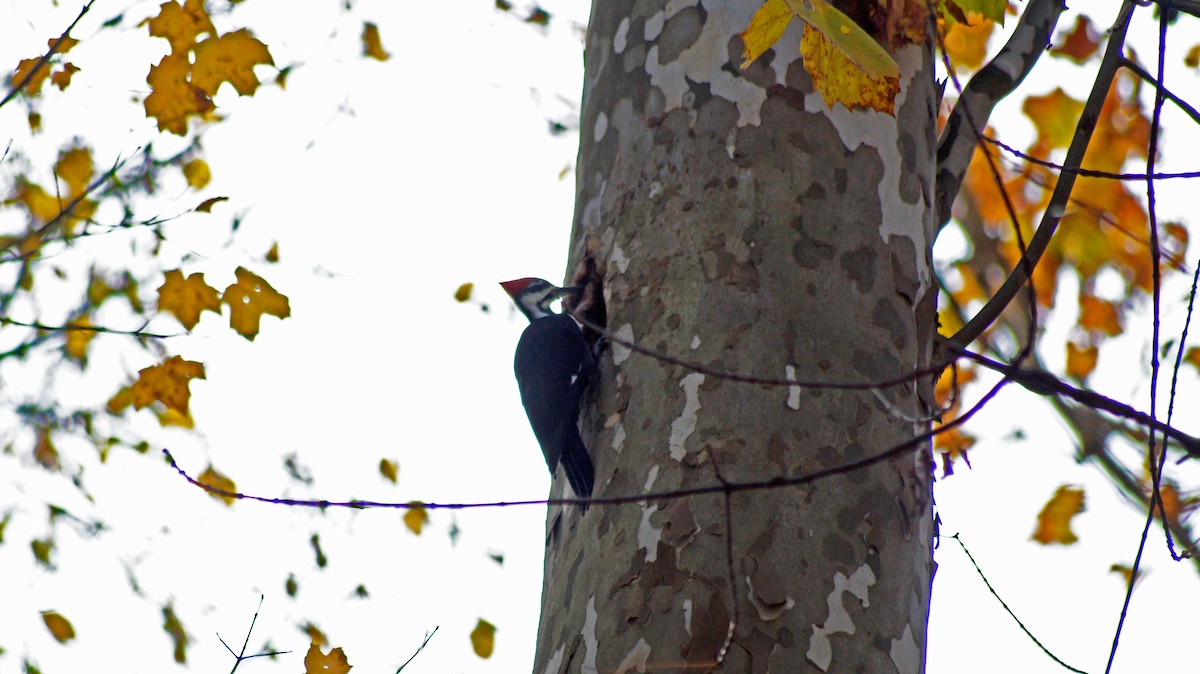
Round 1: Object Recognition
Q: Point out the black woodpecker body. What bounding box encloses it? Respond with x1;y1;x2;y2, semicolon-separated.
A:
501;277;596;504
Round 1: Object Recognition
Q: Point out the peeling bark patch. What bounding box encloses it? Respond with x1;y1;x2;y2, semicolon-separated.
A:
840;246;876;293
594;111;609;142
806;564;877;671
542;645;565;674
658;6;703;63
669;373;704;461
612;422;627;452
614;17;630;54
583;596;599;674
615;639;652;674
612;324;635;365
611;244;630;274
890;624;920;674
639;504;663;562
785;365;801;410
747;575;796;620
682;598;693;635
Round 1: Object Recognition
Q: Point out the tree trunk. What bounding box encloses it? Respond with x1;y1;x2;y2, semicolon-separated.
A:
537;1;938;672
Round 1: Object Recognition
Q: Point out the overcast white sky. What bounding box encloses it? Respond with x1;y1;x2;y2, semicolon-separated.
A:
2;1;1200;672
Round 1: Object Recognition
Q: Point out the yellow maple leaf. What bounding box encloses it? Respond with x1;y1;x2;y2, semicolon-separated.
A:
379;458;398;484
158;270;221;330
1078;294;1122;336
303;642;351;674
182;159;211;189
470;619;496;659
1022;87;1085;150
404;502;428;535
130;355;206;414
42;611;75;643
362;22;390;61
157;407;195;428
50;36;79;54
302;623;328;647
107;385;134;414
13;57;51;96
55;146;93;197
454;282;474;302
800;23;899;114
162;603;189;663
1032;485;1085;545
198;465;237;505
192;29;274;97
740;0;791;68
64;317;97;363
51;62;80;90
11;180;62;222
144;52;215;136
147;0;216;52
223;267;290;340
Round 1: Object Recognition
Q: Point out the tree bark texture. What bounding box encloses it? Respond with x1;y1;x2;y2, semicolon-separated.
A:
538;2;939;672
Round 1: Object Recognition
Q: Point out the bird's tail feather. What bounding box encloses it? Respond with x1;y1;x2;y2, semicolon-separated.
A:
561;433;594;509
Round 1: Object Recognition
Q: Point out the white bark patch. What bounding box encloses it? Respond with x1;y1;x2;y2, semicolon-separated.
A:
638;503;662;562
642;1;768;127
611;244;630;274
542;645;565;674
615;638;652;674
889;623;920;674
581;183;605;231
690;335;701;350
614;17;630;54
682;598;693;636
611;324;635;365
785;365;801;410
668;373;704;461
594;111;609;142
802;46;930;287
644;11;666;41
582;596;599;674
746;576;796;620
806;564;877;671
612;422;627;452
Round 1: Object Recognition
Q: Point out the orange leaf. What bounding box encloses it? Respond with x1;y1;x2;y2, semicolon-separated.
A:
470;619;496;659
223;267;290;340
144;52;215;136
198;465;237;505
1184;347;1200;372
158;270;221;330
380;458;398;484
13;57;51;96
147;0;216;52
304;642;351;674
130;355;206;414
51;62;80;90
182;159;211;189
302;623;328;648
404;502;428;535
42;611;75;643
192;29;274;97
1050;15;1099;63
941;17;993;71
107;385;135;414
34;427;60;471
1078;295;1121;336
50;37;79;54
1065;341;1097;381
362;22;390;61
1022;88;1084;150
1032;485;1085;545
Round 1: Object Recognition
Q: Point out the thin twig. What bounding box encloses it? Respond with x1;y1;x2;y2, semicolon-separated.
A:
0;0;95;110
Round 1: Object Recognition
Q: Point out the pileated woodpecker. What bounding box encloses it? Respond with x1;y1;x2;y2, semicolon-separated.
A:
500;277;596;505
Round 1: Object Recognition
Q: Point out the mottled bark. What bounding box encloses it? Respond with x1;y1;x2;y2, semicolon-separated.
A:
538;1;938;672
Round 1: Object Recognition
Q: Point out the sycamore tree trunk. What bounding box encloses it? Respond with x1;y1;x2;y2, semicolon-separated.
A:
538;1;939;671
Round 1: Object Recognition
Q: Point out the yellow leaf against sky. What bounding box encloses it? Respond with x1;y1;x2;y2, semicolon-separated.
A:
404;502;428;535
130;355;206;414
144;52;215;136
55;146;93;196
42;611;75;643
192;29;274;97
147;0;216;52
195;196;229;212
223;267;290;340
1078;294;1122;336
13;57;51;96
380;458;398;483
740;0;791;69
800;24;899;114
941;17;993;71
64;316;97;364
304;642;352;674
197;465;237;505
454;282;474;302
158;269;221;330
470;619;496;659
51;62;80;90
1023;87;1084;150
362;22;390;61
1032;485;1085;545
162;603;189;664
265;241;280;262
1065;341;1098;381
182;159;211;188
